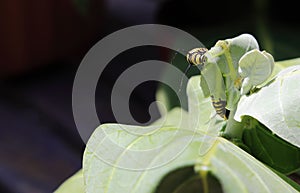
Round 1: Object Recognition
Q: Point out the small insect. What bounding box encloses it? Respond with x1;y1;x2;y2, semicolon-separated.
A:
186;47;227;120
211;96;227;120
186;48;208;67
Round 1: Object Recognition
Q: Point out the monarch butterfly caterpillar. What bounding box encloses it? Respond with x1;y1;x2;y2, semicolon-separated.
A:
211;96;227;120
187;48;227;120
186;48;208;67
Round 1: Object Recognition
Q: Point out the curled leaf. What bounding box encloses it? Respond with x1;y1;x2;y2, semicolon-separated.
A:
235;65;300;148
238;49;274;95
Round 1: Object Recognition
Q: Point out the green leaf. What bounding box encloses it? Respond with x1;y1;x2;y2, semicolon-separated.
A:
83;124;206;193
260;57;300;87
54;170;85;193
83;125;299;193
242;116;300;174
197;137;299;193
151;107;188;128
83;107;207;193
156;84;182;115
272;57;300;79
206;34;260;110
82;77;222;192
225;33;259;68
187;75;225;155
235;65;300;148
186;75;215;131
273;169;300;192
238;49;274;94
83;73;299;193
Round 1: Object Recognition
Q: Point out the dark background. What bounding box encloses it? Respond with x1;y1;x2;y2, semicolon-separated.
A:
0;0;300;192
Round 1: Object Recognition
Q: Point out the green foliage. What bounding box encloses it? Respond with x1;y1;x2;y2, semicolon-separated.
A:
83;108;203;193
235;65;300;148
238;49;274;94
241;116;300;174
203;34;260;111
56;34;300;193
54;170;84;193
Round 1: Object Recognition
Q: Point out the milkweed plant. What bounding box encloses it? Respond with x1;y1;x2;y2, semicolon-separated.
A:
55;34;300;193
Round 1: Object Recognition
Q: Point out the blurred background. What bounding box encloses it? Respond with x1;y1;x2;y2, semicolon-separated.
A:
0;0;300;192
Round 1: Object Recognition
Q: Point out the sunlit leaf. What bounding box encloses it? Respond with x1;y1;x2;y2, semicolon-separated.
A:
83;124;299;193
259;57;300;87
83;125;205;193
83;74;299;193
238;49;274;94
199;137;299;193
83;107;205;193
187;75;225;155
235;65;300;148
54;170;84;193
242;116;300;174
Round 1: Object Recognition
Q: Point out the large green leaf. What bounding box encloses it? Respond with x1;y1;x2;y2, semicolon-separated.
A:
83;75;299;193
235;65;300;148
83;107;204;193
82;75;219;193
187;75;225;155
83;123;299;193
241;116;300;174
186;75;215;131
83;126;205;192
201;137;299;193
54;170;85;193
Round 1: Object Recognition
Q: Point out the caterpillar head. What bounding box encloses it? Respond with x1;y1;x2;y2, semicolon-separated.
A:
186;48;208;67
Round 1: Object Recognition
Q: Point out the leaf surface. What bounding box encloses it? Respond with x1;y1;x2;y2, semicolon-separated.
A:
54;170;84;193
235;66;300;148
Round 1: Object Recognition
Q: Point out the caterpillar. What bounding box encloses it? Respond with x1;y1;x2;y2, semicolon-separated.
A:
186;48;208;67
187;47;227;119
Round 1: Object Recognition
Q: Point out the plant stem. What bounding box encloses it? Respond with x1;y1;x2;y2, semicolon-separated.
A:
223;107;244;140
216;41;237;81
199;169;209;193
